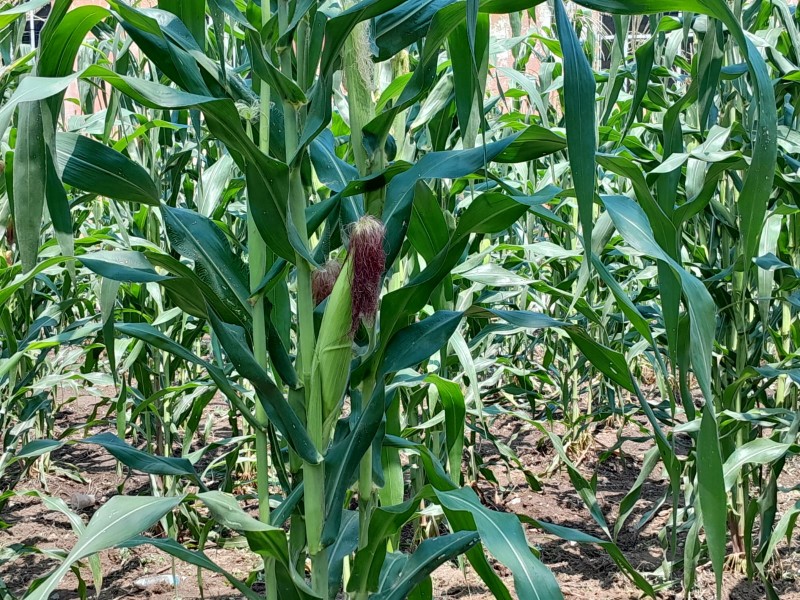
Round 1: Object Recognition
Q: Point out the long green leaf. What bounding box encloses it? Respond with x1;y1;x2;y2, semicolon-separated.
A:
207;310;322;464
79;250;169;283
56;133;160;205
26;495;182;600
162;206;251;324
121;536;262;600
722;439;793;491
435;487;563;600
13;101;46;272
371;532;480;600
553;0;596;255
697;410;726;595
83;433;201;483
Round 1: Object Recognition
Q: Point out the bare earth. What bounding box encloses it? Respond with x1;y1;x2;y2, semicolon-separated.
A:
2;393;799;600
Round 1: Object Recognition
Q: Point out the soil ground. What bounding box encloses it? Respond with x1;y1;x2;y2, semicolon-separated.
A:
2;392;799;600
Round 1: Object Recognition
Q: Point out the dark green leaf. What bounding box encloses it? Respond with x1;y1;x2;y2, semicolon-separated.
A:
79;251;169;283
56;133;160;205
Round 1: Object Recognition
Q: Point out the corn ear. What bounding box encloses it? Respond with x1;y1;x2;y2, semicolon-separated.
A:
312;257;354;442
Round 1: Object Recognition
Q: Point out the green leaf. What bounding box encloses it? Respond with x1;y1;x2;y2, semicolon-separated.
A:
377;187;552;351
196;491;319;599
372;532;480;600
383;135;518;266
435;487;563;600
407;182;449;263
328;511;359;598
162;206;251;325
454;192;528;238
309;130;359;194
115;322;264;433
530;423;611;536
83;433;201;482
565;327;636;393
157;0;206;47
0;74;76;139
624;33;655;135
758;214;783;325
373;0;457;60
26;495;182;600
100;277;120;380
697;410;727;597
493;125;566;163
145;252;245;326
757;500;800;575
374;555;426;600
448;14;488;145
197;491;289;562
243;158;294;266
594;154;675;252
481;308;565;329
614;446;660;540
207;310;322;465
56;133;160;205
529;519;655;597
14;439;65;461
349;495;422;595
426;375;465;479
554;0;596;255
245;33;307;105
722;439;793;491
13;490;103;593
13;101;47;272
0;257;72;305
38;6;110;78
42;115;73;265
207;0;255;30
602;194;715;402
79;250;169;283
80;64;216;108
381;311;463;375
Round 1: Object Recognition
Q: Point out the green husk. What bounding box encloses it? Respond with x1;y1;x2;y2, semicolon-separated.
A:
313;257;354;442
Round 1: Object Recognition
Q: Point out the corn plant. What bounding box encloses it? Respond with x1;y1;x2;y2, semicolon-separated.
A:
1;0;573;598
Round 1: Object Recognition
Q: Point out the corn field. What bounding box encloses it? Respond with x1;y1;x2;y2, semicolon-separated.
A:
0;0;799;598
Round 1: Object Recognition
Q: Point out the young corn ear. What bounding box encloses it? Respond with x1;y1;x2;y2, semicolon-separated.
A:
313;257;354;442
313;216;386;440
312;259;342;305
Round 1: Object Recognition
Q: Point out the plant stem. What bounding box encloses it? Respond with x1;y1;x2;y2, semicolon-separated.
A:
229;8;276;595
277;2;327;593
358;373;376;547
248;25;278;593
343;21;383;569
291;166;328;595
343;21;385;215
732;269;750;571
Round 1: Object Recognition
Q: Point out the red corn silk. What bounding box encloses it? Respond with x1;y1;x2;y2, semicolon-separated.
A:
348;215;385;335
312;259;343;306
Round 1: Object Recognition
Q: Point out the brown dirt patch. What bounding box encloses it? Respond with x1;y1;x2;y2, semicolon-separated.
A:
2;394;800;599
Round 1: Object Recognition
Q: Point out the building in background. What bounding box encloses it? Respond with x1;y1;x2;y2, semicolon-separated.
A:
22;3;50;46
